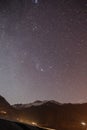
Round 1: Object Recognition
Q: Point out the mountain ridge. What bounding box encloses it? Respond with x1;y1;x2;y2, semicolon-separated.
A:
12;100;62;109
0;95;87;129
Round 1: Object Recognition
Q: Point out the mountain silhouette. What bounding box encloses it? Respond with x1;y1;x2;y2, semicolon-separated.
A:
0;95;87;129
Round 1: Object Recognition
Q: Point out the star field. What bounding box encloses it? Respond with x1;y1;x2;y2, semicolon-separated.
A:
0;0;87;104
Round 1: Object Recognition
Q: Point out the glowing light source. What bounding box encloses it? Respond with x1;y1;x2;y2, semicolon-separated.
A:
0;111;7;114
81;122;86;126
31;122;37;126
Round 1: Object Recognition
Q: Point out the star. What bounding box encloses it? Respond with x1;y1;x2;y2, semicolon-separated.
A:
40;68;44;72
32;0;39;4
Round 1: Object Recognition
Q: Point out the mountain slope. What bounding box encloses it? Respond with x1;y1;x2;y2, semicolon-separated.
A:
0;95;87;129
13;101;87;130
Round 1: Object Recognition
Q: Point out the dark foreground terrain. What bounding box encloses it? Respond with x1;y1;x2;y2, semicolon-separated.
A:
0;118;45;130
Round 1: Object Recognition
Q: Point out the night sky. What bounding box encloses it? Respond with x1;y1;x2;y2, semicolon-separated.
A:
0;0;87;104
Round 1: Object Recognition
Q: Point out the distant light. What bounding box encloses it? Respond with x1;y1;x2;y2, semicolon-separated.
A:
81;122;86;126
17;118;19;121
0;111;7;114
32;122;37;126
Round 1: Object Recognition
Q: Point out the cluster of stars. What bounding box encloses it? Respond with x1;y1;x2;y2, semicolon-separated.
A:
0;0;87;104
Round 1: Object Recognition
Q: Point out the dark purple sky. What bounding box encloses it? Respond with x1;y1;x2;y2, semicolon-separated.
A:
0;0;87;104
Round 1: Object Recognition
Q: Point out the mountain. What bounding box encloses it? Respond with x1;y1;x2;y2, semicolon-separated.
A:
0;95;10;108
13;100;61;109
0;95;87;130
0;95;12;119
13;101;87;130
0;95;20;121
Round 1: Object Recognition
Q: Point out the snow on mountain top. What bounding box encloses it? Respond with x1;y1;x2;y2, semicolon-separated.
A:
13;100;62;108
